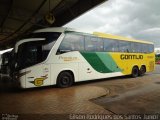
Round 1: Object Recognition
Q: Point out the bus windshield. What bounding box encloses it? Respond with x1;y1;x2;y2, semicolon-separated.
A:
16;32;61;70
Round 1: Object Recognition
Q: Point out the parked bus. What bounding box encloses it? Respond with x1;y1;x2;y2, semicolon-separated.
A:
10;27;155;88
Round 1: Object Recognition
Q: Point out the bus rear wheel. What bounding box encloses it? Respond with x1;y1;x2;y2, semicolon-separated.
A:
57;71;73;88
131;66;139;78
139;65;146;76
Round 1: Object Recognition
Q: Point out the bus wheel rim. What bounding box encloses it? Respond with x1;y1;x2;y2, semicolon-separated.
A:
61;76;70;85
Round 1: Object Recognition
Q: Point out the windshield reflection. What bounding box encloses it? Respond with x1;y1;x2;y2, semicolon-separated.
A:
16;32;61;70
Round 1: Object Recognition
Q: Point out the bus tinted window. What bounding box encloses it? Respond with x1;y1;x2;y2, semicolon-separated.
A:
97;38;104;51
119;41;131;52
134;42;142;53
85;36;103;52
43;41;56;58
59;34;84;52
131;42;153;53
148;44;154;53
141;44;148;53
104;39;119;52
17;42;43;70
17;32;61;70
131;42;136;53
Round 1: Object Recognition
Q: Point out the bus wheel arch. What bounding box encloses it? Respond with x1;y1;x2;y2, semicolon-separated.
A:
139;65;146;76
131;65;139;78
56;70;74;88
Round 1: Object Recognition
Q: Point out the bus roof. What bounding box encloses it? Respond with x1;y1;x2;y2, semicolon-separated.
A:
34;27;153;44
93;32;153;44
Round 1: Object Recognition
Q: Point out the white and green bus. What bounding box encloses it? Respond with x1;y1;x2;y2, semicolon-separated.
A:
11;27;155;88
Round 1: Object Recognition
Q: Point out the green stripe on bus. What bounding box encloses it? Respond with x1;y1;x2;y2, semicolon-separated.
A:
80;52;122;73
96;53;122;72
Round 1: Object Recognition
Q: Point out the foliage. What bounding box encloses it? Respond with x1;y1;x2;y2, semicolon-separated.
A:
155;56;160;62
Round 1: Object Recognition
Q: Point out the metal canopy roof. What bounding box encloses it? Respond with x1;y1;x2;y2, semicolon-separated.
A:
0;0;106;50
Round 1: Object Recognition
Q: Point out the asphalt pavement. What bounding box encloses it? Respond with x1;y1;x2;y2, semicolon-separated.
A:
0;65;160;120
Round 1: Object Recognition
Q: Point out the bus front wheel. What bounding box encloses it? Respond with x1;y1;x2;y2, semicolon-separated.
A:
57;71;73;88
131;66;139;78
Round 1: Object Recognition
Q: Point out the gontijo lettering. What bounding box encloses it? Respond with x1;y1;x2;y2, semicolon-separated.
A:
120;54;143;60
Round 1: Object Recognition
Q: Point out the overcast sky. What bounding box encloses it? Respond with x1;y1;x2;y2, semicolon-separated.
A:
65;0;160;48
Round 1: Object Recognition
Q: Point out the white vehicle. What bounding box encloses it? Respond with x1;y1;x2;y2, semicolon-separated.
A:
12;27;154;88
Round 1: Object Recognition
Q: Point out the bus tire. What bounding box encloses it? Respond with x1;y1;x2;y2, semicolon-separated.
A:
131;66;139;78
57;71;73;88
139;65;146;76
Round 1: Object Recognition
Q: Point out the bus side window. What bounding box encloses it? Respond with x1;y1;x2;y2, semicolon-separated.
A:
85;36;103;52
134;42;141;53
141;44;148;53
58;33;84;53
85;36;91;51
104;39;118;52
97;38;104;51
148;44;154;53
131;42;136;53
119;41;131;53
17;42;43;69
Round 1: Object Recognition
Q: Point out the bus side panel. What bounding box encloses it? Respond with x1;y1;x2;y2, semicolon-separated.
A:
48;51;155;85
78;52;124;81
111;53;143;75
49;51;123;84
78;62;123;82
110;52;155;75
146;53;155;72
